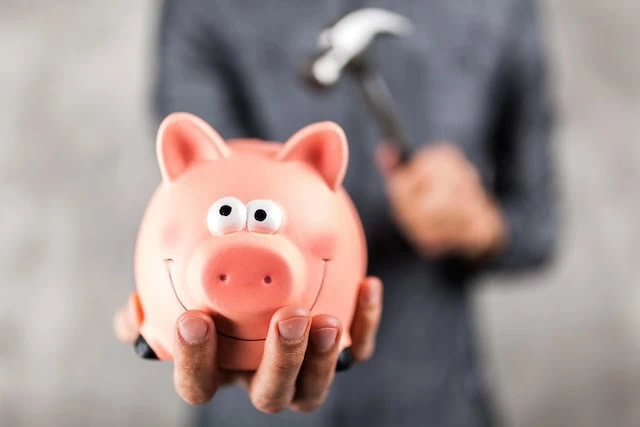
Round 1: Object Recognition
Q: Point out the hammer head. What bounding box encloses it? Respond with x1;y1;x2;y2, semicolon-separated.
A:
300;8;414;89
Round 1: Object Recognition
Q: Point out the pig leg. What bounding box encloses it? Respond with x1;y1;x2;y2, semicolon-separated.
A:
134;335;159;360
336;347;353;371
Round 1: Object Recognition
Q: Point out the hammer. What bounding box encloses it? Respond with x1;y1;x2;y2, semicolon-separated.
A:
300;8;415;164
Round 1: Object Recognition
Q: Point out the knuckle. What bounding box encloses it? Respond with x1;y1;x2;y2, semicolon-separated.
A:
273;350;306;373
360;297;381;318
417;233;436;250
270;363;298;381
418;242;441;258
178;359;203;378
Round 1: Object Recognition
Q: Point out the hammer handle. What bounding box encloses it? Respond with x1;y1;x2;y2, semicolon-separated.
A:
356;70;413;164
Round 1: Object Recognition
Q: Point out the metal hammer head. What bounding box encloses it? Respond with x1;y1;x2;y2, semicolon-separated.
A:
301;8;414;89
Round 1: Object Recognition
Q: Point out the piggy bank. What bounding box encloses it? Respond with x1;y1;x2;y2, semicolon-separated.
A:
130;112;367;371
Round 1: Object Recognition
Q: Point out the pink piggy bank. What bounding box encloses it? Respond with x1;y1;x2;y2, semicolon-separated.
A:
130;112;367;371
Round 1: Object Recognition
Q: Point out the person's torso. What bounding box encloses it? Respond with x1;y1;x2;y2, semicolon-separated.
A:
195;1;514;425
206;0;512;252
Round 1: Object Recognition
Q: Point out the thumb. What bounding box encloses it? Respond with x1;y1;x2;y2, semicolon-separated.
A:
376;143;414;197
375;143;400;178
173;311;219;405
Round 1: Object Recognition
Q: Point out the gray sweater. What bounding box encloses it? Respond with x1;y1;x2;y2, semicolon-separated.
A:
152;0;556;426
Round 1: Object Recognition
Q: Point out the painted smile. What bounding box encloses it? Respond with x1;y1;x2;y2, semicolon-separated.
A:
164;258;329;341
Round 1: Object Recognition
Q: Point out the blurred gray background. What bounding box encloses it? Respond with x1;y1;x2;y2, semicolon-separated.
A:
0;1;638;426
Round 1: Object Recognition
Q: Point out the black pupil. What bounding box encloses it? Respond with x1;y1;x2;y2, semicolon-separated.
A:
254;209;267;222
219;205;232;216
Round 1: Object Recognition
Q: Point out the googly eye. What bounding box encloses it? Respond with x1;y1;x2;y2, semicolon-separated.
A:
207;197;247;236
247;200;283;234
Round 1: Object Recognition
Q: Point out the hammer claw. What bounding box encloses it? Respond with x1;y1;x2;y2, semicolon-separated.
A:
300;7;416;164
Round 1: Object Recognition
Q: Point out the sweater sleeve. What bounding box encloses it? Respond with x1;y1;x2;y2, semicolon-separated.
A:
151;0;246;138
484;0;558;271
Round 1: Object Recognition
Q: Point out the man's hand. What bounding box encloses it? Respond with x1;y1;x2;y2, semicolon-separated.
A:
377;143;507;260
114;277;382;413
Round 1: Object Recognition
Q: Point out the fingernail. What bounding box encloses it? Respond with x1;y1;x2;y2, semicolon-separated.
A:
178;316;209;345
361;282;380;306
278;317;309;342
310;328;337;353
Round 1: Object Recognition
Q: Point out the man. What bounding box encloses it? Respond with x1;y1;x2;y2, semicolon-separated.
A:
114;0;556;425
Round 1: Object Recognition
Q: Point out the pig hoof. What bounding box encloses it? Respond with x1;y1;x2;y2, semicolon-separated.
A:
134;335;158;360
336;347;353;371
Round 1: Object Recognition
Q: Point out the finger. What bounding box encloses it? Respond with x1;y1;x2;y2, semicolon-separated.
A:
390;164;432;203
386;175;427;223
249;307;311;414
375;143;400;177
420;142;464;165
376;143;427;201
350;277;383;362
114;292;143;344
416;235;454;259
410;143;465;182
292;315;342;413
173;311;218;405
127;292;144;327
113;304;137;344
424;195;474;239
419;197;467;233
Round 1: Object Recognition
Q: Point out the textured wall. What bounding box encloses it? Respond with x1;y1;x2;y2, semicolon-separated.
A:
0;1;638;426
476;1;640;426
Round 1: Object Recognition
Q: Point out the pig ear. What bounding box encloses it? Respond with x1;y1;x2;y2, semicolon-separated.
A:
277;122;348;191
156;112;230;183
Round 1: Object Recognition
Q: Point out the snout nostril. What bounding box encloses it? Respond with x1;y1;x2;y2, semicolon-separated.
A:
263;275;272;284
219;274;228;282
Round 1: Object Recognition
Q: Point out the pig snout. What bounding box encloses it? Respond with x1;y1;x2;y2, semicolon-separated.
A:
205;246;291;291
200;238;305;316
